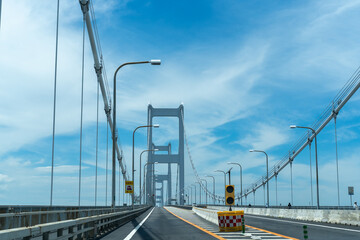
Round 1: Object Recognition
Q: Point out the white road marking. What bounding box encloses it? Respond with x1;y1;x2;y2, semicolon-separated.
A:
247;215;360;233
124;207;155;240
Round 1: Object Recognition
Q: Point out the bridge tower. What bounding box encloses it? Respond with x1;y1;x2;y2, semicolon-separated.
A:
146;104;185;205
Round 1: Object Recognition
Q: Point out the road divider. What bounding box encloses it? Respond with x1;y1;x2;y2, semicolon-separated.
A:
206;206;360;226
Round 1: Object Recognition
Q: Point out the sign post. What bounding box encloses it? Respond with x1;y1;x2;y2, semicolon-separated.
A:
348;186;354;206
126;181;134;194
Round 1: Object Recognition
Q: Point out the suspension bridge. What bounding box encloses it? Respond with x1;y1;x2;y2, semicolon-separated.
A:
0;0;360;239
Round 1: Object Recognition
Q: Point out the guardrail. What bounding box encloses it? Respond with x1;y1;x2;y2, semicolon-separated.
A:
0;206;151;240
0;205;143;230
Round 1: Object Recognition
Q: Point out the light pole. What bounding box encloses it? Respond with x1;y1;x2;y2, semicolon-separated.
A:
139;149;159;204
228;162;243;206
249;149;269;207
290;125;320;209
132;124;160;209
215;170;226;205
189;185;193;205
205;175;215;205
143;162;158;205
112;59;161;209
197;181;202;204
200;179;208;205
192;184;197;204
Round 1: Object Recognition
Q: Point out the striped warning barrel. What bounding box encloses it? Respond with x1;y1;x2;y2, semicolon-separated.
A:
217;210;244;232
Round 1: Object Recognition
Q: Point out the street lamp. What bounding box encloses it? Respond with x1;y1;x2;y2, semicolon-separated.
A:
196;181;202;204
144;163;158;205
205;175;215;205
200;179;208;205
249;149;269;207
228;162;243;206
215;170;226;205
192;184;197;204
112;59;161;209
132;124;160;209
290;125;320;209
139;149;159;204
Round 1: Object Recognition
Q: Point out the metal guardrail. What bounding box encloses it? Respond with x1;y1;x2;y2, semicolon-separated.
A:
0;205;144;231
0;206;151;240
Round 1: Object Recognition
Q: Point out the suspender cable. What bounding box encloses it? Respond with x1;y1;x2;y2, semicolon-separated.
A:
95;82;99;206
50;0;60;207
78;12;86;207
106;120;109;206
0;0;2;30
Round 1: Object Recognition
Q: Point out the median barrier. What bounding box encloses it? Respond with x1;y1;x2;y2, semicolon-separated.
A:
206;206;360;226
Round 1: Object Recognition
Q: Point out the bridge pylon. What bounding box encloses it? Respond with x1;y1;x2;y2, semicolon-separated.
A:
146;104;185;205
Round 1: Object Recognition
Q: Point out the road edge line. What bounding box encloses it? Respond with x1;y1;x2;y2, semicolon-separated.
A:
123;207;155;240
246;224;299;240
164;207;226;240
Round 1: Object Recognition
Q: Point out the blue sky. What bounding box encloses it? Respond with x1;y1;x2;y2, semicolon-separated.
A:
0;0;360;207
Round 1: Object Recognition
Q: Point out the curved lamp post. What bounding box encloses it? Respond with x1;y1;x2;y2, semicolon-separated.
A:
215;170;226;205
290;125;320;209
228;162;243;206
132;124;159;209
249;150;269;207
112;59;161;209
200;179;208;205
205;175;215;205
139;149;159;204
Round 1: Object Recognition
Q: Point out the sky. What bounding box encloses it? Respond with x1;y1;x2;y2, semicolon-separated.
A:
1;0;360;207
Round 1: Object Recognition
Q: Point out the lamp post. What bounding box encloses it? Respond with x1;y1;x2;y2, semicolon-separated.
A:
192;184;197;204
112;59;161;209
200;179;208;205
290;125;320;209
139;149;159;204
132;124;159;209
197;181;202;204
249;150;269;207
205;175;215;205
228;162;243;206
215;170;226;205
143;162;158;205
215;170;226;186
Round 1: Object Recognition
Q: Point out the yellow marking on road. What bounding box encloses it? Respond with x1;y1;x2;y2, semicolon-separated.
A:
246;224;299;240
164;207;227;240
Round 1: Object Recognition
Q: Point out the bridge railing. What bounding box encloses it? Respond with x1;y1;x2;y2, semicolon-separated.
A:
0;206;150;240
0;205;145;230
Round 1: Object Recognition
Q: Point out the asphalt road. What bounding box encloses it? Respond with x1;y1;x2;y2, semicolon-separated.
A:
245;213;360;240
101;206;360;240
101;207;219;240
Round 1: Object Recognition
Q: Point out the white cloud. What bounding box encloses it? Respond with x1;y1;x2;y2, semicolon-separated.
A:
35;165;88;174
237;123;290;150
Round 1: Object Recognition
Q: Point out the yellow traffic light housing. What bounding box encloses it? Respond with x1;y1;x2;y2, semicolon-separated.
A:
225;185;235;205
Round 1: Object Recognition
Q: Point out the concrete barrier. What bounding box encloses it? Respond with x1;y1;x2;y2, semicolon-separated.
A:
192;207;219;225
205;206;360;226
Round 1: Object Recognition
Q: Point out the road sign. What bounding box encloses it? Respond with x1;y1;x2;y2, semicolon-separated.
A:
125;181;134;193
348;186;354;195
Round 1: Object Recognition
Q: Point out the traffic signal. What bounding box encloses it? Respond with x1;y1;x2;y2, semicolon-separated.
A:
225;185;235;205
